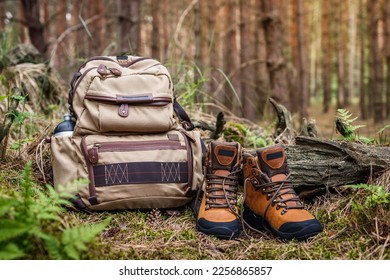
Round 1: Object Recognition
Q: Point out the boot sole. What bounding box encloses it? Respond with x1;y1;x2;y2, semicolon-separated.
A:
243;204;322;241
197;218;240;240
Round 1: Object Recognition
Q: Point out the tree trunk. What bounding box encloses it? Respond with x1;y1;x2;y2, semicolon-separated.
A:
348;0;356;106
359;0;367;120
335;0;346;109
118;0;141;54
367;0;384;122
261;0;289;108
53;0;67;69
224;0;241;116
208;0;219;97
20;0;47;57
0;2;4;32
255;0;270;118
289;0;299;114
240;0;256;120
296;0;308;120
321;0;331;113
386;0;390;118
151;0;160;60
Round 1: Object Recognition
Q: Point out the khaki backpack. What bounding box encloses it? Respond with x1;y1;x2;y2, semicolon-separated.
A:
49;55;204;211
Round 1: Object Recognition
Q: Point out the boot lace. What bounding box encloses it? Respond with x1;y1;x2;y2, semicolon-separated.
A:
256;173;304;216
241;167;304;238
204;168;240;211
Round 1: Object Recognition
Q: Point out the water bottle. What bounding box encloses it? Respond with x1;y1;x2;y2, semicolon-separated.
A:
54;114;75;137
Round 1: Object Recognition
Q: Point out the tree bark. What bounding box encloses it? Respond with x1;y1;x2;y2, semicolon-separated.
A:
118;0;141;54
261;0;289;108
283;136;390;193
254;0;270;118
359;0;367;120
151;0;160;60
335;0;346;109
224;0;241;115
367;0;384;122
321;0;331;113
386;0;390;118
20;0;47;57
239;0;256;120
0;1;4;32
348;0;356;107
53;0;67;68
296;0;308;120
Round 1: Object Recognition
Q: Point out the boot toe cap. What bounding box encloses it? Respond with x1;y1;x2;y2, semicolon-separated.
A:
278;218;323;241
197;218;240;239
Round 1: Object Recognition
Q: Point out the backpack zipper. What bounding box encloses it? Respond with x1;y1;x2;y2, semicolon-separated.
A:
87;139;185;164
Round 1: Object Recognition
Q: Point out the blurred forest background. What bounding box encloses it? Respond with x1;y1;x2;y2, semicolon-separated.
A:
0;1;389;261
1;0;390;138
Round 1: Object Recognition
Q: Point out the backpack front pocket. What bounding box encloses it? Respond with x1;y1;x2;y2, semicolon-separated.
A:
79;131;194;210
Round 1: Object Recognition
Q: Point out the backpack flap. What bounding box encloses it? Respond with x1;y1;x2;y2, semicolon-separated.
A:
69;56;177;135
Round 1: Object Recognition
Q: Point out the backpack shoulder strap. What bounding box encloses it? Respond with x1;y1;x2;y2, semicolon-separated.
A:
173;98;195;131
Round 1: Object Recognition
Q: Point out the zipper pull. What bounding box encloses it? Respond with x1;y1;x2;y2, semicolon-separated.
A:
88;144;100;164
109;67;122;76
97;64;110;76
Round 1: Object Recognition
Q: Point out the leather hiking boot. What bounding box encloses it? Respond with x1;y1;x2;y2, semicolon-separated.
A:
242;144;323;241
195;141;242;239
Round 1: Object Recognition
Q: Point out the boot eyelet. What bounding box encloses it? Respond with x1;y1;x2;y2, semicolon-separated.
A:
276;205;280;210
281;209;287;215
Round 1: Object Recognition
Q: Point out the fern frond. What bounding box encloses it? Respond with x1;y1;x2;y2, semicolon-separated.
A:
0;243;25;260
0;198;17;217
0;220;31;243
42;235;63;260
60;218;111;260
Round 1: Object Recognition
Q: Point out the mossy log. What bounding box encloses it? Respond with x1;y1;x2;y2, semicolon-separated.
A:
282;136;390;195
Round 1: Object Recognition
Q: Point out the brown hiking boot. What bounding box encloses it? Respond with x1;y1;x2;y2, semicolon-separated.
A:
242;144;322;240
195;141;242;239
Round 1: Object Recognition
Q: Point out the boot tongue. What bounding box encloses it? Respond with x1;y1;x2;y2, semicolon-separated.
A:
256;144;288;182
257;145;299;207
209;142;239;172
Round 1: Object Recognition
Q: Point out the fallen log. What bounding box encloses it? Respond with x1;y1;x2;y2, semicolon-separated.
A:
283;136;390;195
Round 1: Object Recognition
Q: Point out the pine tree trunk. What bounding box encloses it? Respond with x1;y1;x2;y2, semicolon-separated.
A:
118;0;141;54
0;2;4;32
296;0;308;120
151;0;160;60
367;0;384;122
53;0;67;68
261;0;289;108
255;0;270;118
348;0;356;106
208;0;218;96
359;0;367;120
386;0;390;118
224;0;241;115
335;0;346;109
289;0;299;114
240;0;256;120
20;0;47;57
194;0;202;103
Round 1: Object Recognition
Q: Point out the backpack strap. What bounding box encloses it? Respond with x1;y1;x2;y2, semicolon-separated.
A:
68;71;82;118
173;98;195;131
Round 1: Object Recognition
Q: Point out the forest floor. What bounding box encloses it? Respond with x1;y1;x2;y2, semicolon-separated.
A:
0;98;389;260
